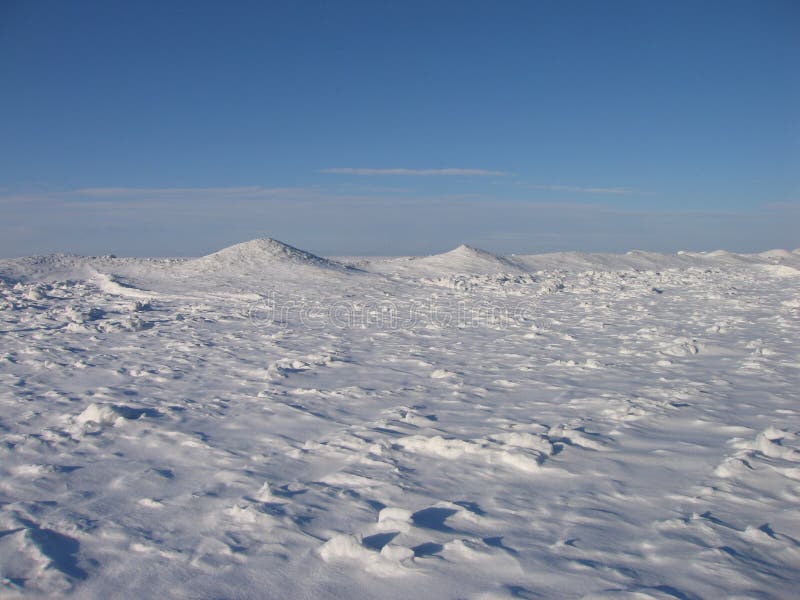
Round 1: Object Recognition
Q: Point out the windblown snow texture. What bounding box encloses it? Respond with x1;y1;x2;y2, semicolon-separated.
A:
1;240;799;598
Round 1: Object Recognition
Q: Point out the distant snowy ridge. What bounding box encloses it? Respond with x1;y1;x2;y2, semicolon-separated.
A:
364;244;800;277
2;239;799;285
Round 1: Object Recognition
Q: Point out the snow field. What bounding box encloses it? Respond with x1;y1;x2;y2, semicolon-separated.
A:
0;240;799;598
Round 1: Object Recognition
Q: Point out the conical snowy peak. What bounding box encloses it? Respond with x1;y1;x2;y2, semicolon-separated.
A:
184;238;349;274
408;243;526;274
442;244;503;259
206;238;334;266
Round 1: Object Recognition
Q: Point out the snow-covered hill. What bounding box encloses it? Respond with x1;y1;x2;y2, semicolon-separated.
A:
1;239;799;599
181;238;354;275
371;244;527;275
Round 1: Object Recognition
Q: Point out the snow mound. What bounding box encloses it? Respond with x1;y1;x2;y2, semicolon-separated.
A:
759;249;795;259
408;244;527;274
182;238;351;274
0;253;99;283
73;403;161;431
761;264;800;278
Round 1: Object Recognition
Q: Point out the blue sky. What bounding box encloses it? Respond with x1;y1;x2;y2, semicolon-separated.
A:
1;0;798;257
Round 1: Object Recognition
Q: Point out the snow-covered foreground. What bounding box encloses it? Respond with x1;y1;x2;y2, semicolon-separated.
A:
1;239;799;599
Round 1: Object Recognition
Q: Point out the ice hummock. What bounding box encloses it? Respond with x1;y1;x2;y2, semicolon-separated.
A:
183;238;353;274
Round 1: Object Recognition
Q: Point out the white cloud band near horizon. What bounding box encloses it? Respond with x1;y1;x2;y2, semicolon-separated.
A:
1;183;796;258
525;184;654;195
321;167;512;176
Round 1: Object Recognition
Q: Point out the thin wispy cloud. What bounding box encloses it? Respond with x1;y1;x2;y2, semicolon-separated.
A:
0;185;463;207
65;186;309;199
525;184;654;195
321;168;511;176
0;186;335;206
